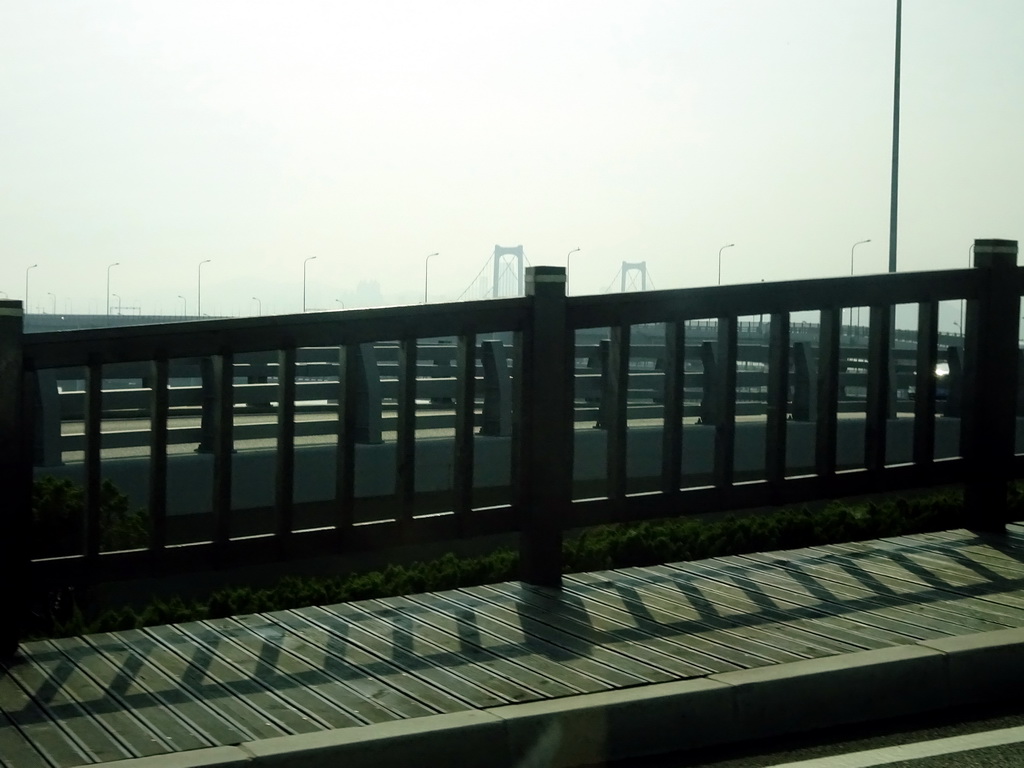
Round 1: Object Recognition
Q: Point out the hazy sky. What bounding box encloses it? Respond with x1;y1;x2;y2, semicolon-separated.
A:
2;1;1022;317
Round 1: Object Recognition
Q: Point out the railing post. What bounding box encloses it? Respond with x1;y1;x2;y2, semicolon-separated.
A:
963;239;1019;531
0;300;29;657
518;266;571;589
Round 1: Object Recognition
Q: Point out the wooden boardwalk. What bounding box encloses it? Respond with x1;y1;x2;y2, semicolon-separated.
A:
4;525;1024;767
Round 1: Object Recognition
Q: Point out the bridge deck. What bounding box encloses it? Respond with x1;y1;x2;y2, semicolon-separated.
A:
3;525;1024;766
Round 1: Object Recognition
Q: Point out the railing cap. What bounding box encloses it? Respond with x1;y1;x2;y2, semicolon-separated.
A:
973;239;1018;269
0;300;24;317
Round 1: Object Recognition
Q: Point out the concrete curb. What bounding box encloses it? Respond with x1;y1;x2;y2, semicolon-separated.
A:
104;629;1024;768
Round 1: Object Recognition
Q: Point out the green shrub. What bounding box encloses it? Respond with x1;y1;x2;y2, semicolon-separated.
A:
31;476;149;557
26;486;978;641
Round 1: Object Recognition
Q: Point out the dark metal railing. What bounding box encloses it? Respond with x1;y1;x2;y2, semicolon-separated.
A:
0;239;1020;654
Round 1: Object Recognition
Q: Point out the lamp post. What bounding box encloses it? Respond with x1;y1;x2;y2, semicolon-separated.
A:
197;259;211;316
423;252;438;303
888;0;902;273
566;247;580;294
335;299;345;309
252;296;261;317
105;262;119;316
960;243;975;336
25;264;37;313
850;239;871;330
112;293;122;315
177;295;187;317
717;244;734;286
303;256;317;312
47;292;56;314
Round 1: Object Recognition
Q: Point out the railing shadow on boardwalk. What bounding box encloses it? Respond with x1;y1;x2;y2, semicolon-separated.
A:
1;239;1023;659
2;526;1024;766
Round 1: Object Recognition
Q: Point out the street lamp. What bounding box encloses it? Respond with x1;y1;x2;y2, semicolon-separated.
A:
303;256;317;312
888;0;902;273
960;243;975;336
47;292;56;314
335;299;346;309
25;264;37;313
252;296;261;317
717;244;734;286
566;247;580;293
106;262;119;316
197;259;211;316
423;252;438;303
177;295;187;317
849;239;871;329
112;293;122;315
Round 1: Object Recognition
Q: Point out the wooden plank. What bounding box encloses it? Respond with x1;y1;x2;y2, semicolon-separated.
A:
0;659;85;768
434;585;649;690
406;589;616;694
173;619;365;730
556;575;745;676
685;556;916;649
345;597;543;703
0;711;50;768
287;605;479;712
116;626;284;742
145;622;322;735
567;570;798;668
658;561;876;654
8;640;135;763
605;565;835;662
485;581;719;679
253;610;437;720
309;601;510;708
739;551;992;636
49;636;210;754
81;631;250;748
473;582;678;684
394;594;582;699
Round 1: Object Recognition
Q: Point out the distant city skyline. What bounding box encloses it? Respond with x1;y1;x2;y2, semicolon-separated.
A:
2;1;1022;319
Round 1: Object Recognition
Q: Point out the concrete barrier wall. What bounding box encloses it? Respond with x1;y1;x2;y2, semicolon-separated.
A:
34;416;978;520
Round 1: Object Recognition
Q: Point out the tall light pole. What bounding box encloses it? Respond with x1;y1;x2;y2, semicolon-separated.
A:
850;239;871;329
960;242;975;336
252;296;261;317
24;264;37;312
112;293;122;315
177;295;187;317
302;256;317;312
47;292;56;314
105;262;119;316
717;244;734;286
566;247;580;294
888;0;902;273
197;259;211;316
423;252;438;303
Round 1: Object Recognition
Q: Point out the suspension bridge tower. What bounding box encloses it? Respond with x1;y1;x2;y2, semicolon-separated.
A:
621;261;648;292
492;245;525;297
